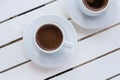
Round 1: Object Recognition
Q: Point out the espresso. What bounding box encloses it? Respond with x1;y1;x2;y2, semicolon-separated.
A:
36;24;63;51
83;0;108;10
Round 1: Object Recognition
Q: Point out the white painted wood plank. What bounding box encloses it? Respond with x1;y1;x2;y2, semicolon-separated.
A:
111;76;120;80
0;41;29;71
0;0;52;21
0;0;69;46
0;23;120;80
51;50;120;80
2;0;120;46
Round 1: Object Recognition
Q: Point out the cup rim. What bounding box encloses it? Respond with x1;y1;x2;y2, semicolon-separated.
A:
79;0;110;16
82;0;109;11
34;22;65;54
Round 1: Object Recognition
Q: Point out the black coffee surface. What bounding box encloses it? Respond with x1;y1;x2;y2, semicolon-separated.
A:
86;0;105;9
36;24;63;51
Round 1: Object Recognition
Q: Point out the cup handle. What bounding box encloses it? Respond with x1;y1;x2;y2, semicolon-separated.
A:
63;40;73;48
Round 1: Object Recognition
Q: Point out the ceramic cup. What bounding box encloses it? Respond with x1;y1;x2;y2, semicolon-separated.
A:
34;22;73;54
79;0;110;16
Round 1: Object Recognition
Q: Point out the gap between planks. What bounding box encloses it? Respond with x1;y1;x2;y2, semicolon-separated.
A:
0;22;120;78
0;0;120;78
106;73;120;80
0;0;57;24
0;60;31;74
44;47;120;80
0;17;71;48
1;22;120;49
0;47;120;79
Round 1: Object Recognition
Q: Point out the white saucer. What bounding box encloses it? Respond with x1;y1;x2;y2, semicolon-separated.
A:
23;15;77;68
65;0;120;29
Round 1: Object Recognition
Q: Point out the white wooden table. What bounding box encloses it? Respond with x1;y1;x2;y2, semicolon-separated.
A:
0;0;120;80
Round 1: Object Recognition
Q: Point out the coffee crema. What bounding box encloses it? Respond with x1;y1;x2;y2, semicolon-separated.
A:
83;0;108;11
36;24;63;51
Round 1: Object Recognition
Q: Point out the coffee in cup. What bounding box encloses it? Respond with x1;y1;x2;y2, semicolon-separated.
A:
34;23;73;54
84;0;108;11
36;24;63;51
79;0;109;16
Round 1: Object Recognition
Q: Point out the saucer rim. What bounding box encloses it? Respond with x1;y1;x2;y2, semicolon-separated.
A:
65;0;118;29
23;14;78;68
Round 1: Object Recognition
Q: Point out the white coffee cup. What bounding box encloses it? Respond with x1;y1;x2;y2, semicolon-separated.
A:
34;22;73;54
79;0;110;16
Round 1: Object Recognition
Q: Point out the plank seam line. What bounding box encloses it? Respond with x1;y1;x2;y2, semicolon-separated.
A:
106;73;120;80
1;22;120;49
44;47;120;80
0;0;57;24
0;22;120;75
78;22;120;41
0;47;119;77
0;37;23;48
0;17;70;49
0;60;31;74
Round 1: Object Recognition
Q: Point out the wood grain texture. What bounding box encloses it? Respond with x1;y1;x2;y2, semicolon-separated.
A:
51;50;120;80
110;75;120;80
0;0;120;79
0;41;29;71
1;0;120;46
106;73;120;80
0;24;120;80
0;0;67;46
0;0;53;22
45;48;120;80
